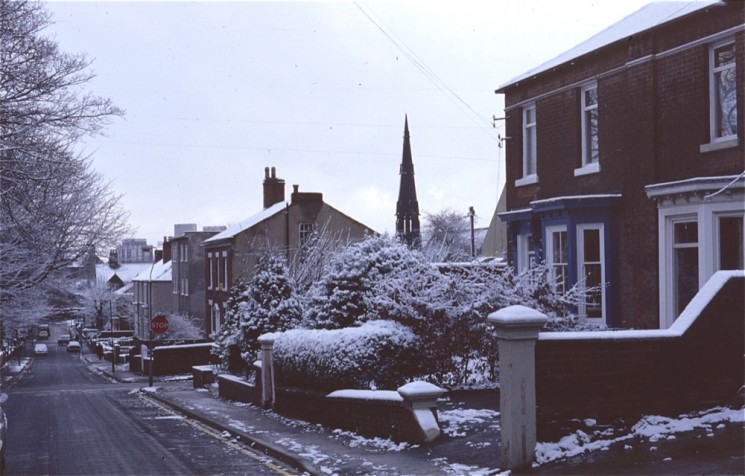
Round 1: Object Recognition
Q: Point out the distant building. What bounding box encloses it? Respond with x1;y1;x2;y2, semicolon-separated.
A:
496;1;743;329
396;115;422;248
480;189;507;259
203;167;376;336
174;224;197;237
170;226;220;337
131;255;173;340
115;239;154;264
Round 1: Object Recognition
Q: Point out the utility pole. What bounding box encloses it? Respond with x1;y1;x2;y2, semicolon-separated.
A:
469;206;476;258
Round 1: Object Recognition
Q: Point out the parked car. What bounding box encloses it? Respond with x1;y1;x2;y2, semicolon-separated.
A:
34;343;48;356
57;335;71;346
37;325;50;340
67;341;81;353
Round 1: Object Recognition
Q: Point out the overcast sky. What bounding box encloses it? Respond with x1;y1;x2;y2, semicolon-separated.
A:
45;0;657;246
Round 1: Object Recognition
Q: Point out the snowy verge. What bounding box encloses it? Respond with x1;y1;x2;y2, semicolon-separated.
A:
534;405;745;466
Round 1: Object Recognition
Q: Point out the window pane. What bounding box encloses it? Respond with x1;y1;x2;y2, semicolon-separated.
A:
674;222;697;244
584;263;602;318
674;247;698;316
719;216;744;270
713;42;737;138
583;228;600;262
714;43;735;67
526;107;535;124
586;107;599;163
526;127;536;175
552;231;567;262
585;87;598;106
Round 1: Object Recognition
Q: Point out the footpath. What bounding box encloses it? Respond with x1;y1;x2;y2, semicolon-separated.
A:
8;353;744;475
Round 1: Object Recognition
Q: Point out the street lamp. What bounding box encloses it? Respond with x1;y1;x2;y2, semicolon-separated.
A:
109;300;115;374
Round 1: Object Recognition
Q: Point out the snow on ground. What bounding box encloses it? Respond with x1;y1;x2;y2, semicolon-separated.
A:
438;408;500;437
534;405;745;466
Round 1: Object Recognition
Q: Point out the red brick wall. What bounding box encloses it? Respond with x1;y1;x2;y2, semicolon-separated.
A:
534;275;744;440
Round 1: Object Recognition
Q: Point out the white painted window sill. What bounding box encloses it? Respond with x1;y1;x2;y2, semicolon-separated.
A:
515;174;538;187
699;137;739;153
574;162;600;176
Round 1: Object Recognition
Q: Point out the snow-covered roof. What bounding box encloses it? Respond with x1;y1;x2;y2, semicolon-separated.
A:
204;201;287;244
96;263;153;284
498;1;721;90
132;259;172;282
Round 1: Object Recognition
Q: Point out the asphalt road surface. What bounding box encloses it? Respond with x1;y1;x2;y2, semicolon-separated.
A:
3;325;292;476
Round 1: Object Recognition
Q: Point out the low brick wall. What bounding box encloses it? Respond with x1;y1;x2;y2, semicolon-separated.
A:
149;343;218;376
535;272;744;439
192;365;215;388
274;386;438;443
218;374;260;404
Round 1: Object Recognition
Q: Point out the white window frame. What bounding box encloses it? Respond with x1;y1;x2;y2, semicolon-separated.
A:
576;224;605;323
545;225;568;294
208;253;214;290
575;82;600;176
516;103;538;187
222;251;228;291
183;277;189;296
658;203;744;327
708;39;737;144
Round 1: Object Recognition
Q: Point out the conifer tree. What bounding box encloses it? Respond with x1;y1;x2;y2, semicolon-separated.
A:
240;253;302;362
212;279;249;372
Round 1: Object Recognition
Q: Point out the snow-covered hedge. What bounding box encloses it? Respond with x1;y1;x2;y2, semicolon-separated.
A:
270;320;421;392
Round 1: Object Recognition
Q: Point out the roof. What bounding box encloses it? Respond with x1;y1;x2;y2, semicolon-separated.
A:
96;263;153;284
497;1;721;91
203;201;287;244
132;259;172;282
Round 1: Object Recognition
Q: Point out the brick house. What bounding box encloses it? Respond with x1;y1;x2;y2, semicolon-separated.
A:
203;167;376;336
169;227;224;337
496;1;743;329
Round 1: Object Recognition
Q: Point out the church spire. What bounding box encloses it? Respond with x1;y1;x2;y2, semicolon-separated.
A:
396;115;421;248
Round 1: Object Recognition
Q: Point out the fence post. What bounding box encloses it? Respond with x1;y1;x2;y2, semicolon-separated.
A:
488;305;547;470
257;335;275;409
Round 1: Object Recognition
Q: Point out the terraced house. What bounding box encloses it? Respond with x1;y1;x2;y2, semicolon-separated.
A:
496;1;744;329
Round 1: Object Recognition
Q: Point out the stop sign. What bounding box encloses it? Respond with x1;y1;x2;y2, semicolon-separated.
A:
150;315;169;334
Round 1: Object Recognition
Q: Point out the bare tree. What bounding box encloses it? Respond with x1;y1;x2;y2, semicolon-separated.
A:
0;1;129;320
421;209;473;262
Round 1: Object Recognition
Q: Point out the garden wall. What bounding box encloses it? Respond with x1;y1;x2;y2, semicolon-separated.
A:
534;272;744;439
139;343;218;376
273;384;442;444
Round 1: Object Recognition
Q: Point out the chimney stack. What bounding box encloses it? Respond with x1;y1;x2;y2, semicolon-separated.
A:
263;166;285;208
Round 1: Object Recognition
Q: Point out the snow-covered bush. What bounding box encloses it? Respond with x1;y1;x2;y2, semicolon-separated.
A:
298;235;601;388
270;320;421;392
212;254;303;373
239;253;303;362
302;235;428;329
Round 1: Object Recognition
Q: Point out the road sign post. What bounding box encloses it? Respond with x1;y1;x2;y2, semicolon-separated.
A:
148;316;168;387
150;316;169;335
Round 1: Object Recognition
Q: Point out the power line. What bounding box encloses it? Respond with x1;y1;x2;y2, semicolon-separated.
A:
354;1;498;143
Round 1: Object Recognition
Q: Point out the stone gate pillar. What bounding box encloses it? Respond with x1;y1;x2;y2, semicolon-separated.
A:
488;305;547;470
257;335;275;409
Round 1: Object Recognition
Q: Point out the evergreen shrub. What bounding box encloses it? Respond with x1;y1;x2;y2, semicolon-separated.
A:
270;320;420;392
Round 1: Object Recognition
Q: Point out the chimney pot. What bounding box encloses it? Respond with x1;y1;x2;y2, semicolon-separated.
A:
293;184;299;193
263;166;285;208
